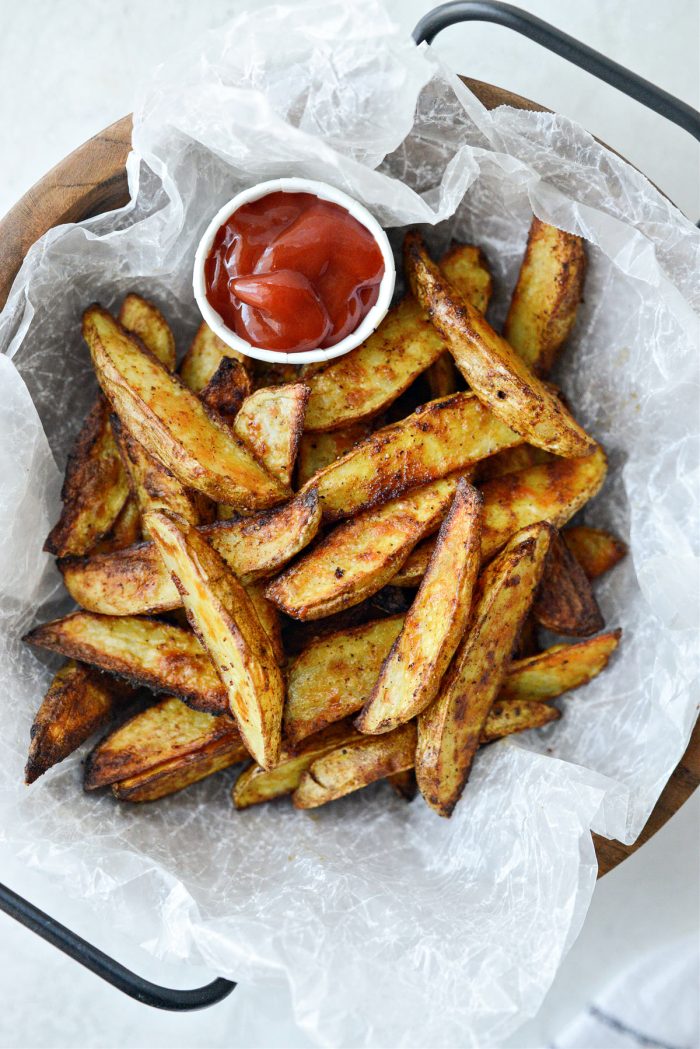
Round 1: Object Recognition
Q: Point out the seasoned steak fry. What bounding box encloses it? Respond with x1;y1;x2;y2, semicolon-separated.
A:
404;233;595;458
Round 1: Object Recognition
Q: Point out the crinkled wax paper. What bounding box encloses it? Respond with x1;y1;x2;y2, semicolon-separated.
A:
0;2;698;1045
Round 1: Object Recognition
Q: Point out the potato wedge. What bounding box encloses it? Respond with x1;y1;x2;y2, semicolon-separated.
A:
118;294;176;370
504;218;586;376
284;616;405;744
266;475;464;621
234;383;309;488
404;233;595;458
476;444;552;483
90;495;142;553
533;530;604;636
426;352;460;398
296;423;372;487
563;525;627;580
416;522;552;816
83;306;286;507
304;298;442;432
391;447;608;588
45;295;179;557
59;488;321;615
146;511;285;768
304;244;492;432
356;480;482;733
499;630;621;702
389;542;432;588
440;242;492;313
426;241;492;399
112;735;246;802
293;722;417;809
24;613;226;713
232;721;362;809
199;357;253;422
246;582;285;666
303;392;521;523
44;396;130;557
25;661;133;784
111;415;211;538
179;321;248;393
85;695;242;789
480;700;560;742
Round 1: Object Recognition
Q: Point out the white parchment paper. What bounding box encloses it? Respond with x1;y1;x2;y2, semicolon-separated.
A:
1;3;698;1045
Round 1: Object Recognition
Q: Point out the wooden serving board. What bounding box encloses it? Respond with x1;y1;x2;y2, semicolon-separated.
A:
0;79;696;875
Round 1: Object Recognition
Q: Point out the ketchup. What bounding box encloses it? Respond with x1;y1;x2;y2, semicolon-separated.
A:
204;192;385;353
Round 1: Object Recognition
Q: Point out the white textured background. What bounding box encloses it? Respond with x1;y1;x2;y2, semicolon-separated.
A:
0;1;698;1046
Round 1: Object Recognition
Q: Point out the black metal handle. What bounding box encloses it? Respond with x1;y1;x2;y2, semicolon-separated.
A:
0;881;235;1011
413;1;700;141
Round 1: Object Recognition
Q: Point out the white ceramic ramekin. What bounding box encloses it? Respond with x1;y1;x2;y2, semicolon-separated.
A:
193;178;396;365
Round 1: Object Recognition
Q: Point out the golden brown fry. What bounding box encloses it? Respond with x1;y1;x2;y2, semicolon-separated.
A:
111;415;212;538
476;444;552;483
85;695;242;789
246;582;285;665
25;661;133;784
179;321;249;393
416;522;552;816
112;735;246;802
44;397;130;557
45;295;178;558
59;488;321;615
533;530;605;636
563;525;627;580
389;542;433;588
480;700;560;742
404;233;595;458
425;242;492;398
293;722;417;809
24;612;226;713
303;392;521;523
146;511;285;768
118;294;176;370
356;481;482;733
232;721;362;809
391;448;608;588
499;630;621;702
440;243;492;313
426;352;460;398
304;244;492;432
284;616;404;744
234;383;309;488
504;218;586;376
296;423;372;487
266;476;464;621
83;306;286;508
90;495;142;553
199;357;253;422
304;298;442;432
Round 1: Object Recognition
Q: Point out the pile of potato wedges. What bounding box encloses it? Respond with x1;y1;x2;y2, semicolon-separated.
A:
24;218;625;818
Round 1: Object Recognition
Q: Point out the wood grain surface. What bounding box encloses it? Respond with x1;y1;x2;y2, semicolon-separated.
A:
0;79;696;874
